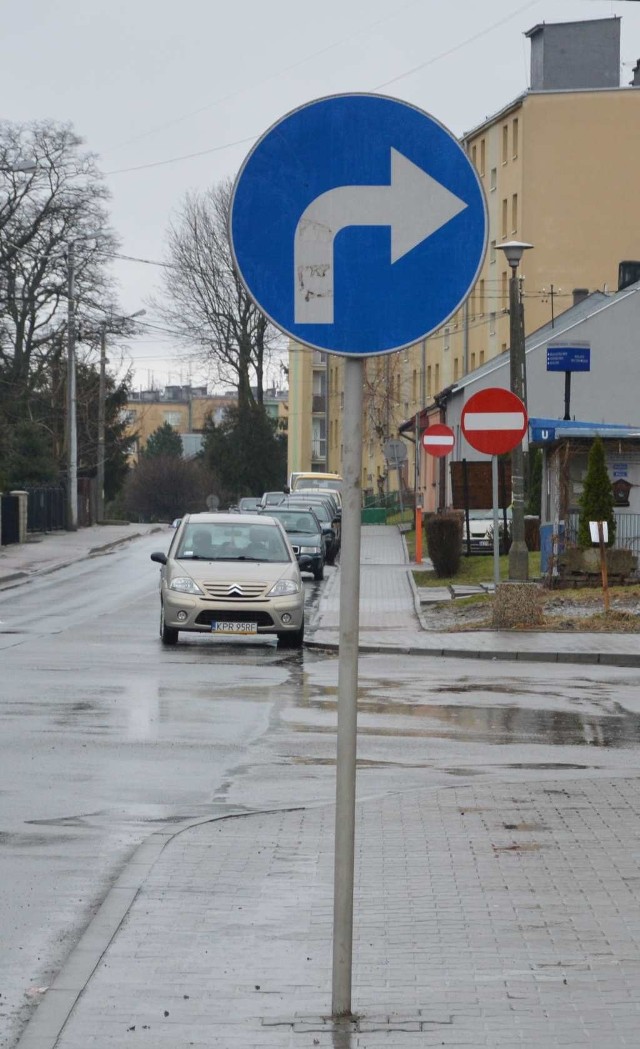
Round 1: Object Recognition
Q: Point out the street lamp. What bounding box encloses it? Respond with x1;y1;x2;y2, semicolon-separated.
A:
97;309;146;522
498;239;533;581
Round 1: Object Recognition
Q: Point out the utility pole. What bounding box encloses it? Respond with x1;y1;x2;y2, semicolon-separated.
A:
96;309;145;523
97;322;107;523
65;242;78;530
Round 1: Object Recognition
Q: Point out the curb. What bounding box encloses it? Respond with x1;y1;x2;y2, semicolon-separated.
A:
303;637;640;668
14;804;300;1049
0;528;163;591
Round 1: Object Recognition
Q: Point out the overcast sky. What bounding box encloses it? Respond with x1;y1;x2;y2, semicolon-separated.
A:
3;0;639;391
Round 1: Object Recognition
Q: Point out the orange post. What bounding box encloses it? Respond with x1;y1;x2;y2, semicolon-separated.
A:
415;506;423;564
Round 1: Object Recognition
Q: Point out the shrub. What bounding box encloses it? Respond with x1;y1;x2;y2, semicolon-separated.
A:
577;436;616;549
426;513;462;577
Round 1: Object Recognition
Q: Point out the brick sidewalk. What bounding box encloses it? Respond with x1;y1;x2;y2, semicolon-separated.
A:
34;775;640;1048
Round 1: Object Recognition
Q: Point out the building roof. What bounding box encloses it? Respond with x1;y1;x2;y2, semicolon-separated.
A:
529;417;640;446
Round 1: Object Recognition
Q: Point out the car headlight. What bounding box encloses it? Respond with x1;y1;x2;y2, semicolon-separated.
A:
169;576;204;595
268;578;300;596
300;545;321;554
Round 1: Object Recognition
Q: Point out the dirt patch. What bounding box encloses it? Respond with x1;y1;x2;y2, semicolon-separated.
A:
420;592;640;632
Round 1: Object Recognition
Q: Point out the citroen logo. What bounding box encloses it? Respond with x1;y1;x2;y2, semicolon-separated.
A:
227;584;244;596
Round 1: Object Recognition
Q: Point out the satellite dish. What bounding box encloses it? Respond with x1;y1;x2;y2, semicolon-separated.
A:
205;494;220;511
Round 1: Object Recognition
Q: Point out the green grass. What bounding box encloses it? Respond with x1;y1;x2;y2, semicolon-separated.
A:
412;546;541;587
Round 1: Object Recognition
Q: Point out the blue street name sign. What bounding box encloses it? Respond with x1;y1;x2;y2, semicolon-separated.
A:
230;94;488;356
546;343;591;372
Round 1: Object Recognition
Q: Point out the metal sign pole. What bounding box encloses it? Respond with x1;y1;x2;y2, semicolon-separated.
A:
332;355;364;1018
492;454;500;588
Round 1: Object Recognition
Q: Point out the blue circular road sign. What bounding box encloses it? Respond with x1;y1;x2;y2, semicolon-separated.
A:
230;93;487;357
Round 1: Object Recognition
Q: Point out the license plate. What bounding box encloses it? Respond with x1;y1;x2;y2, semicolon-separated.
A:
211;621;257;635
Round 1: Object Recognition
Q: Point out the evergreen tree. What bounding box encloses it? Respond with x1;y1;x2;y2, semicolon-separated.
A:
577;436;616;548
202;403;287;506
143;422;183;459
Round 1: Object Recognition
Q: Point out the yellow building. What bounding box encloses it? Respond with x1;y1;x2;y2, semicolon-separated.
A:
123;386;236;462
287;16;640;510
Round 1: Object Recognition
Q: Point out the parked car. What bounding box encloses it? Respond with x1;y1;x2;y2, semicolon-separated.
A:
290;472;343;495
261;507;326;580
150;513;304;648
259;491;287;509
461;509;512;554
236;497;262;513
285;495;340;563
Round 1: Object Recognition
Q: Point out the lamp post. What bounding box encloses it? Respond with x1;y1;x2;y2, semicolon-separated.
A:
498;239;533;581
97;309;145;522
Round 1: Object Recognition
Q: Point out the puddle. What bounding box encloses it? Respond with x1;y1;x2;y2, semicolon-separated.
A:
290;701;640;748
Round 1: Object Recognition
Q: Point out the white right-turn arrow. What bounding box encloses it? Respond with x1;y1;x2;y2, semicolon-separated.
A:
294;148;468;325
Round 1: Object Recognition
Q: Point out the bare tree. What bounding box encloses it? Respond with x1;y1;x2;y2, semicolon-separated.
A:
0;120;119;406
156;180;278;409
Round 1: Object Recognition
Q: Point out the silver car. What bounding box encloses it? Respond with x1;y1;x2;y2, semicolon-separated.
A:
150;513;304;648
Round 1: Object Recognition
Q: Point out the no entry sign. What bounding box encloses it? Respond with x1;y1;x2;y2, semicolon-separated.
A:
461;387;527;456
422;423;455;458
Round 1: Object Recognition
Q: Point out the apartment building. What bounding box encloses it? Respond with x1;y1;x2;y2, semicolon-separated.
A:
288;16;640;507
124;386;236;462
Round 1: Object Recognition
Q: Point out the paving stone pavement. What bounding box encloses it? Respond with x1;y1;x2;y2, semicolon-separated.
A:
27;776;640;1048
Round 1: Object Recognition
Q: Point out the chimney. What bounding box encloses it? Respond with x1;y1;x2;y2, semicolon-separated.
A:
526;17;621;91
572;288;589;307
631;60;640;87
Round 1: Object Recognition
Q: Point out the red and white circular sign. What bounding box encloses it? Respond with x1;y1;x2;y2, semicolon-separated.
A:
422;423;455;458
461;387;527;456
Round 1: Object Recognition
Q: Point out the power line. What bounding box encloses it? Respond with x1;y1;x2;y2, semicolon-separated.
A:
103;0;424;156
373;0;541;90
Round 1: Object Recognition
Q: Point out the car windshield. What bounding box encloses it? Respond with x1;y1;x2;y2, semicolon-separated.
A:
268;510;319;535
176;522;289;562
292;478;342;492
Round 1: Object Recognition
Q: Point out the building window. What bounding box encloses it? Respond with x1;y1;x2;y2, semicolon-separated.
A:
501;198;508;239
470;352;476;370
444;326;450;351
435;363;440;392
479;350;485;365
453;357;459;381
501;270;508;310
471;144;477;169
479;279;485;315
163;411;182;427
489;311;496;335
312;417;326;460
502;124;508;165
412;369;417;403
427;365;432;398
490;167;497;191
480;138;486;176
511;193;518;233
512;117;519;158
490;239;496;264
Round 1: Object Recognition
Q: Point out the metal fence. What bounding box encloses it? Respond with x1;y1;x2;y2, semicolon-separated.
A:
24;485;66;534
567;512;640;553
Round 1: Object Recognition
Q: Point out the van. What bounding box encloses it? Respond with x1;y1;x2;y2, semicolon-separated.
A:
290;472;343;494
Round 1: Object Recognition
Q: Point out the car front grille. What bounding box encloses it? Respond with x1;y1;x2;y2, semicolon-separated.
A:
201;581;268;600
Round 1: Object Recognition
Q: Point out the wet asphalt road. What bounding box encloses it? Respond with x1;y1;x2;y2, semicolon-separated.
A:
1;533;640;1047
